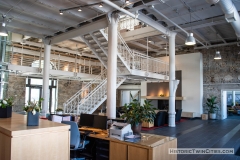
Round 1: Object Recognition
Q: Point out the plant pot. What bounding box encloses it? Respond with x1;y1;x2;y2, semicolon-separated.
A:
131;123;142;135
56;111;63;115
209;113;216;119
27;112;39;126
0;106;12;118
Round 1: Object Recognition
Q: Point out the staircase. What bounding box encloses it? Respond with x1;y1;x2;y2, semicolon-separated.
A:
64;28;169;115
64;69;126;114
81;30;131;74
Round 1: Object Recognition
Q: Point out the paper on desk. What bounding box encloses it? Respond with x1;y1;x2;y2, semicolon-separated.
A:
125;135;140;139
62;116;71;121
52;115;62;123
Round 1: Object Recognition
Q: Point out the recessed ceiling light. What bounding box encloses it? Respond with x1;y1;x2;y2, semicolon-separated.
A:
78;8;82;12
126;0;130;4
59;10;63;15
99;3;103;7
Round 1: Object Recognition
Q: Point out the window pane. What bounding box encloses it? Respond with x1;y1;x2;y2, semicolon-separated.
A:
227;92;233;106
51;88;56;113
31;78;43;85
25;87;29;104
30;88;40;102
235;91;240;105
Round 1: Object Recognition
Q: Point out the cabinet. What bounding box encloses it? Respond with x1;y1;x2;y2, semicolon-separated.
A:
89;133;177;160
96;139;109;160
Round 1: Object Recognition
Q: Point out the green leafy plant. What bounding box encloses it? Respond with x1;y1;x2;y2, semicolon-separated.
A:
121;94;155;126
0;97;14;108
206;96;219;113
56;108;63;112
23;98;44;114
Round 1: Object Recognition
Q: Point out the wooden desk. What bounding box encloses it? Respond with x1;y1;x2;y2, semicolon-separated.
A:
0;113;70;160
87;132;177;160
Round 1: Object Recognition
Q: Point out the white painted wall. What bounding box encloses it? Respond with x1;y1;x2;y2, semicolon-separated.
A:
160;53;203;117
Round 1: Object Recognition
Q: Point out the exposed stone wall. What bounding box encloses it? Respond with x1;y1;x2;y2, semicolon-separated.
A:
7;75;26;112
200;45;240;118
57;79;82;109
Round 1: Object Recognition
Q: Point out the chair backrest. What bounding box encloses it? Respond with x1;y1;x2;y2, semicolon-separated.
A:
62;121;80;150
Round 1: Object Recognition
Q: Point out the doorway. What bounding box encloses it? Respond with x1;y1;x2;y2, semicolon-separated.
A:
221;89;240;119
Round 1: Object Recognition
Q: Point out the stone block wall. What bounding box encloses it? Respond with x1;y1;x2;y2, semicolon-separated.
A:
199;45;240;118
57;80;82;109
7;75;26;112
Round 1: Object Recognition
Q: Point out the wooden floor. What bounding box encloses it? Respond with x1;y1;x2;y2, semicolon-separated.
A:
142;117;240;160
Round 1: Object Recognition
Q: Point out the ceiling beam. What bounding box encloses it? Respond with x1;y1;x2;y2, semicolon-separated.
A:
128;41;161;52
192;30;211;45
49;18;108;45
194;42;237;49
209;26;227;44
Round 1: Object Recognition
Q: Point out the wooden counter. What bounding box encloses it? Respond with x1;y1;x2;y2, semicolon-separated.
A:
0;113;70;160
88;132;177;160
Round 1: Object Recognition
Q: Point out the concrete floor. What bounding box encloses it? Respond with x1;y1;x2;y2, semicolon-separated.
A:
142;118;240;160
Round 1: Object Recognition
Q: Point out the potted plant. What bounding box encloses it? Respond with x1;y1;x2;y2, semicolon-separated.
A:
121;95;155;134
23;98;43;126
56;108;63;115
206;96;219;119
0;97;14;118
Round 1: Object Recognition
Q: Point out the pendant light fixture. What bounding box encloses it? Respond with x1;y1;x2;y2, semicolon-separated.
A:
185;10;196;45
214;51;221;60
214;32;221;60
0;15;8;37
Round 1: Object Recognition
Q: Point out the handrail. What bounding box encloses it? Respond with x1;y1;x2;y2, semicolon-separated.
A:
117;32;134;58
64;69;107;112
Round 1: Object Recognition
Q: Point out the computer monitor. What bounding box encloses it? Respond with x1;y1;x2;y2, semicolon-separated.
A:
93;115;108;130
79;113;94;127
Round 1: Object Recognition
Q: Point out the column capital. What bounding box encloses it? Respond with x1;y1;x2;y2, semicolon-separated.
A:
107;11;119;24
169;31;177;38
43;38;51;45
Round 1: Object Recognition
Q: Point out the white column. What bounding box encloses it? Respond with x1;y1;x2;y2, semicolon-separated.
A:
106;12;119;119
140;81;147;106
168;32;177;127
42;44;51;117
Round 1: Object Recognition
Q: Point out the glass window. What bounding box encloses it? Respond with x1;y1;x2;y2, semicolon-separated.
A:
235;91;240;105
31;78;43;85
227;91;233;106
25;87;29;104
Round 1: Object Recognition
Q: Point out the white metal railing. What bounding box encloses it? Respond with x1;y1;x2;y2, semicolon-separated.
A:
132;50;169;75
119;17;140;31
76;76;126;114
102;27;169;76
9;52;101;75
63;69;107;113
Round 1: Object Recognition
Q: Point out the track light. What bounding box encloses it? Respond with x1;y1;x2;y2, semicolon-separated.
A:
59;10;63;15
99;3;103;7
126;0;130;3
0;15;8;37
214;51;221;60
78;8;82;12
185;33;196;45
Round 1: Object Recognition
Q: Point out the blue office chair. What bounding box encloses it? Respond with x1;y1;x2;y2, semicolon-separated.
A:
61;121;92;160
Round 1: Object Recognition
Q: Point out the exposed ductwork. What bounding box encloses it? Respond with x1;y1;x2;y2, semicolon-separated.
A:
206;0;240;38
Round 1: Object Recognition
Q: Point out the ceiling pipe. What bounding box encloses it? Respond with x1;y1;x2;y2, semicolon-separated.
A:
149;5;206;47
101;0;172;36
206;0;240;38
